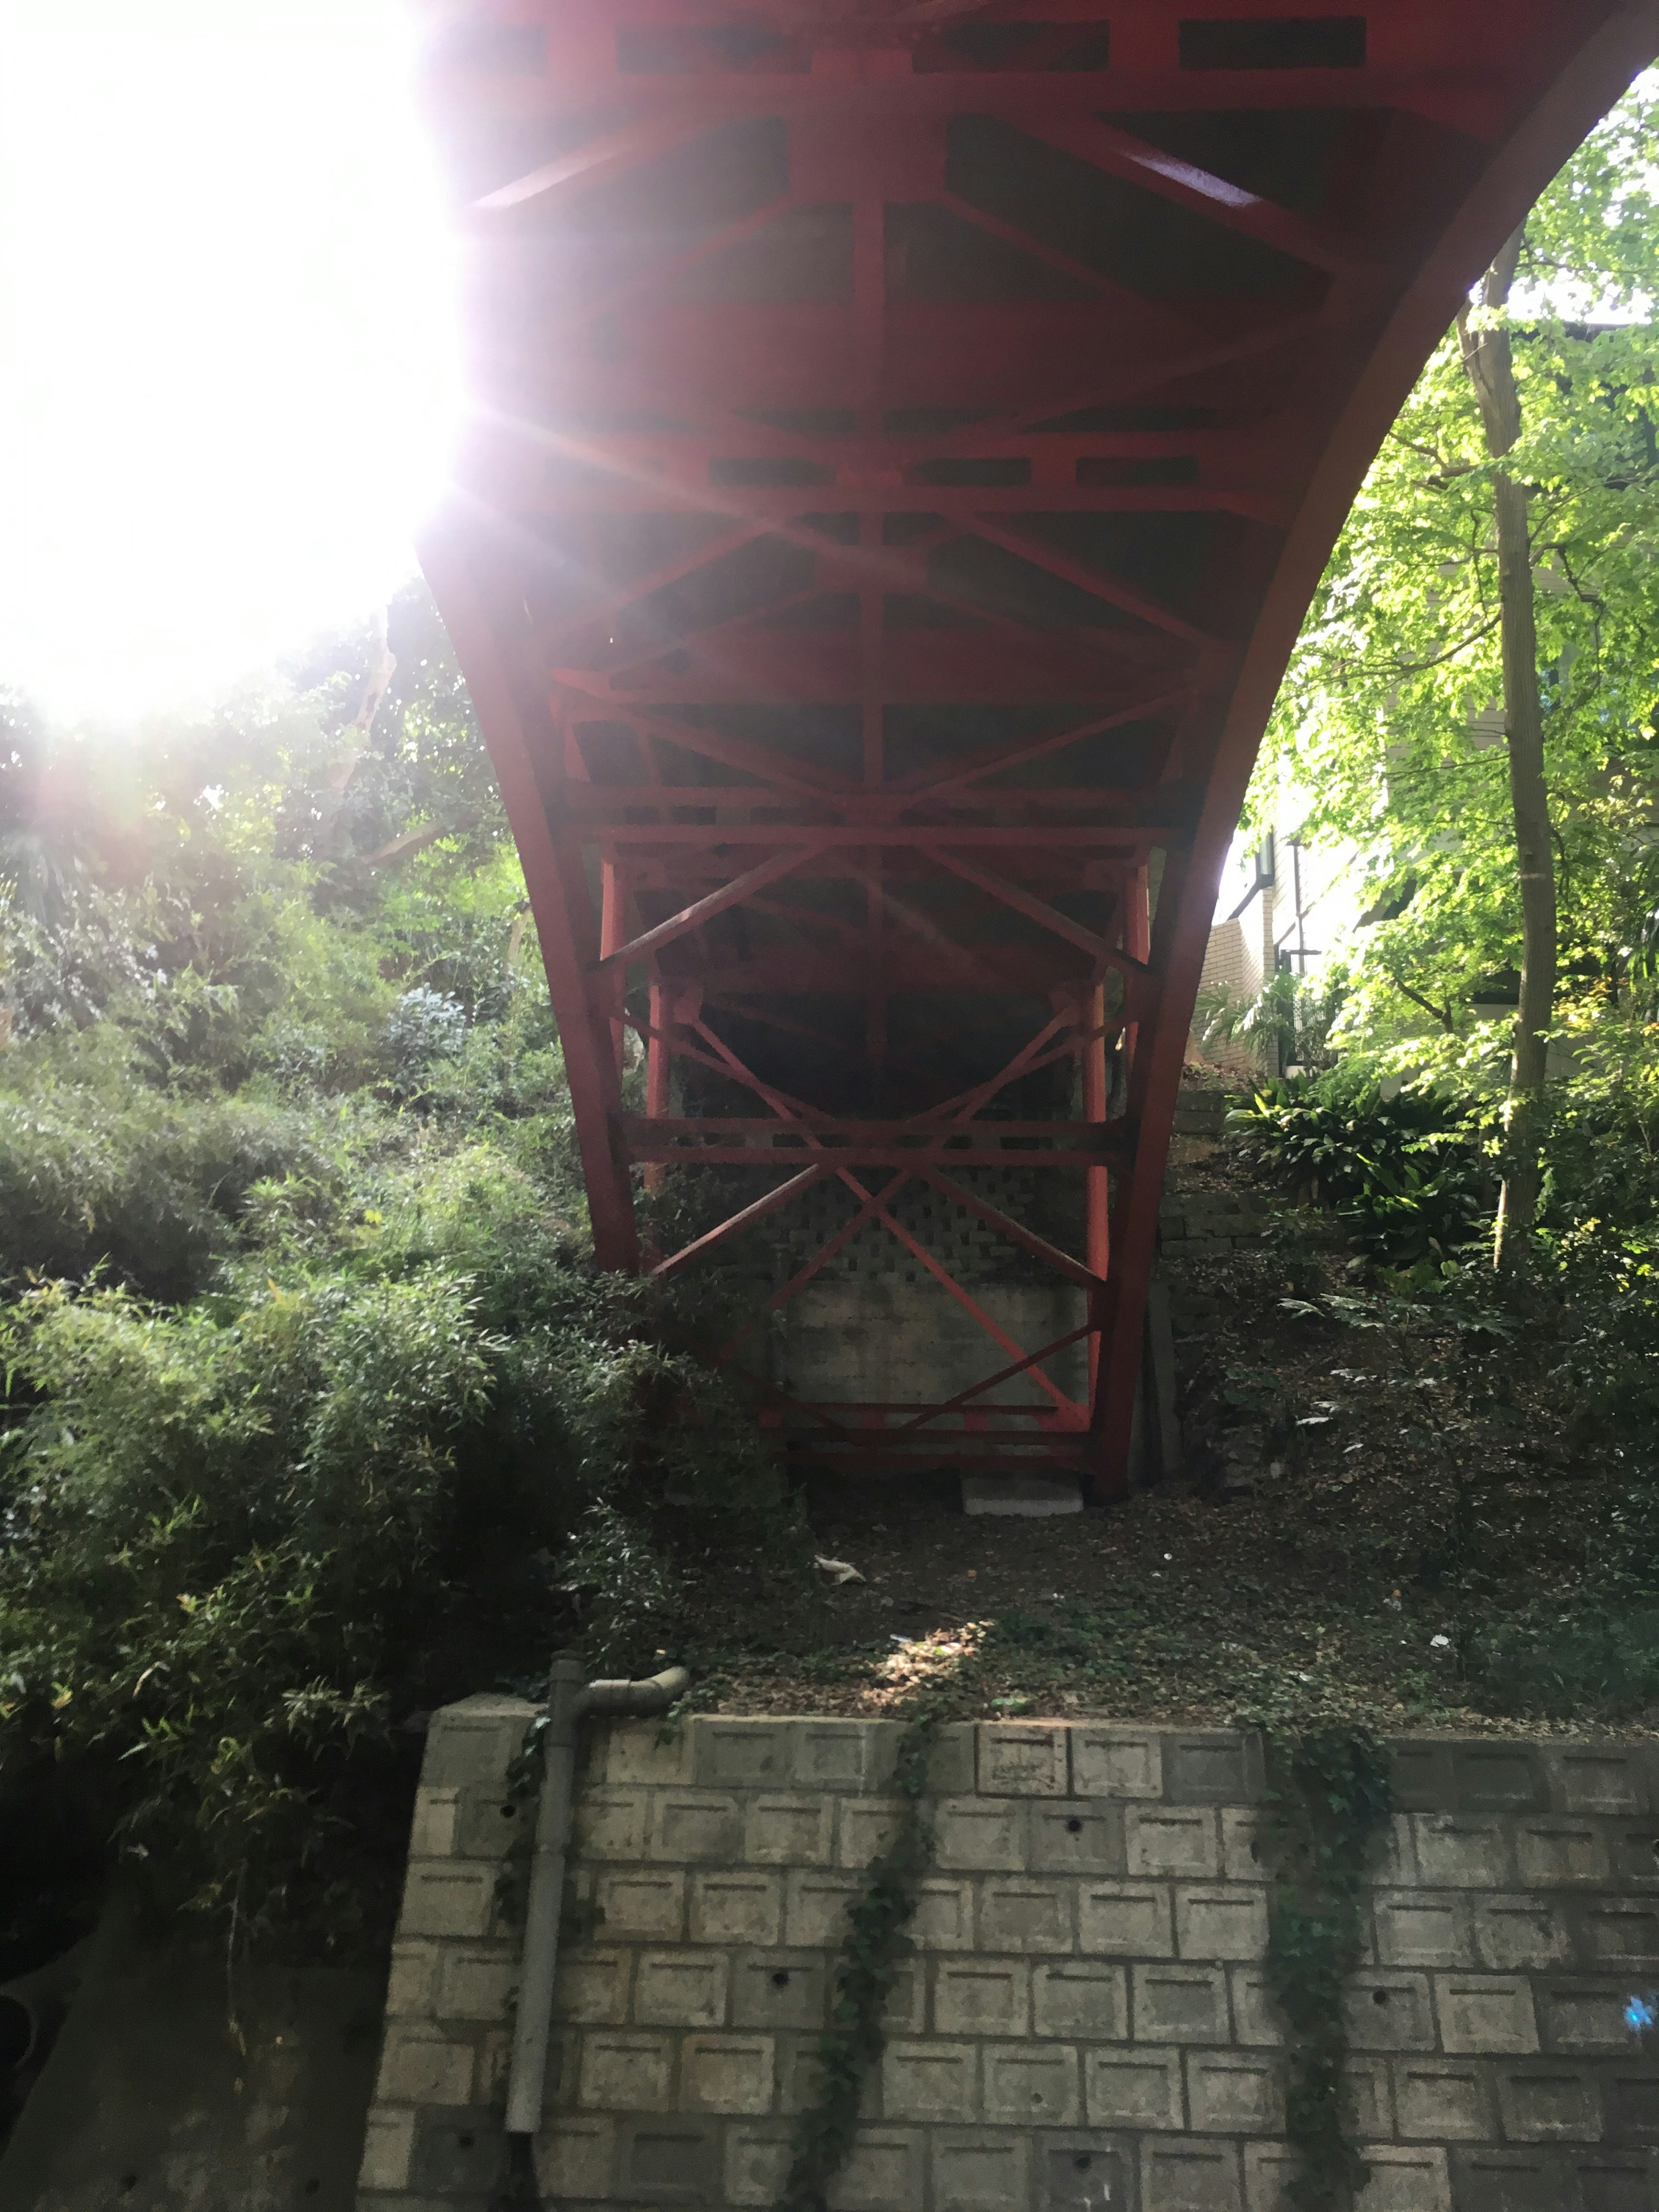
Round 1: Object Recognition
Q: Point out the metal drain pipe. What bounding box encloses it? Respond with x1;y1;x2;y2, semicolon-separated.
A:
504;1654;690;2142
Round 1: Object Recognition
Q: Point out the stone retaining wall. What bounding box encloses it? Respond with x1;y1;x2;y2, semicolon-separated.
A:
358;1706;1659;2212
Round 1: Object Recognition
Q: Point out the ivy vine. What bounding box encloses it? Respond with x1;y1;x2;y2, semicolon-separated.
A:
1257;1717;1394;2211
773;1708;941;2212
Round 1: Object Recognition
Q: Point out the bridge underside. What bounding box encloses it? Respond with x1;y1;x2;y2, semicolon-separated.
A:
417;0;1656;1494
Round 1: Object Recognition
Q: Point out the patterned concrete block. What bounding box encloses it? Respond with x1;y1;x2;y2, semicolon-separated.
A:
1228;1969;1287;2050
1030;1802;1125;1878
385;1938;442;2019
1413;1816;1511;1890
616;2115;719;2200
745;1795;834;1866
1359;2143;1450;2212
982;2041;1082;2126
725;2121;791;2207
1552;1747;1651;1815
783;1869;862;1947
694;1719;795;1789
912;1877;977;1951
1186;2051;1281;2135
359;2107;418;2192
1373;1891;1472;1969
1080;1881;1174;1958
1390;1742;1455;1813
597;1719;693;1787
375;2024;477;2107
1452;1745;1548;1816
1163;1733;1262;1807
1343;2054;1394;2141
1085;2046;1184;2129
829;2126;925;2211
1576;1900;1659;1970
574;1789;652;1861
1128;1807;1220;1880
881;1962;926;2036
1449;2145;1562;2211
1072;1727;1163;1801
1141;2136;1243;2210
634;1952;729;2028
420;1698;531;1789
553;1949;633;2027
596;1868;686;1942
580;2033;676;2113
837;1799;904;1869
731;1952;827;2032
882;2040;978;2121
1373;1815;1419;1888
1175;1885;1268;1964
791;1721;880;1793
1393;2057;1494;2139
1243;2142;1300;2212
680;2033;775;2114
1133;1963;1230;2045
1515;1820;1610;1887
400;1862;496;1941
410;1787;461;1858
979;1723;1070;1797
689;1869;782;1946
535;2114;616;2200
933;1957;1030;2036
1344;1973;1435;2053
1033;1960;1128;2042
935;1798;1028;1872
1494;2060;1602;2142
651;1792;743;1863
1034;2134;1131;2212
455;1786;531;1861
1536;1980;1639;2053
978;1878;1076;1953
1603;2068;1659;2147
1471;1895;1570;1971
931;2127;1030;2211
1435;1976;1539;2055
1220;1810;1271;1884
438;1943;519;2022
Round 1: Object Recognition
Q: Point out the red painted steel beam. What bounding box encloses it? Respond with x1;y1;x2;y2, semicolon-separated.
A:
420;0;1659;1499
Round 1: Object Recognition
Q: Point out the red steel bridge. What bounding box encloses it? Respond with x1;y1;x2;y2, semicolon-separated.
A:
415;0;1658;1497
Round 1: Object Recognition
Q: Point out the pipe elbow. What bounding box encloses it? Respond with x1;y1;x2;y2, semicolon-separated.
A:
582;1663;690;1717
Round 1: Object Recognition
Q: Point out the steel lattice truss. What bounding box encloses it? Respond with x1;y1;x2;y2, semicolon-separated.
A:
416;0;1658;1494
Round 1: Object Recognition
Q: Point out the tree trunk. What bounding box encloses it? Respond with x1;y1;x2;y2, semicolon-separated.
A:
1456;227;1556;1266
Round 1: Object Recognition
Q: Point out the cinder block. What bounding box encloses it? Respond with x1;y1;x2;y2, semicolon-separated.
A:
1495;2061;1602;2142
1141;2136;1243;2210
599;1718;693;1786
746;1796;834;1866
1128;1806;1220;1880
982;2041;1082;2126
1035;2133;1133;2212
1243;2143;1300;2212
1608;1827;1659;1890
828;2126;925;2211
1221;1810;1272;1884
596;1868;686;1941
1072;1727;1163;1800
934;1797;1027;1872
1031;1802;1125;1877
979;1723;1070;1796
410;1786;461;1857
652;1792;743;1863
931;2129;1030;2212
1516;1821;1610;1886
1373;1891;1471;1969
1453;1744;1548;1815
1553;1748;1650;1815
1435;1974;1539;2054
580;2032;676;2112
690;1870;782;1947
978;1878;1076;1953
1343;2055;1394;2140
1085;2045;1183;2129
1175;1885;1269;1963
933;1957;1030;2036
1163;1732;1262;1805
1473;1895;1571;1971
438;1942;519;2022
385;1938;441;2018
732;1952;827;2031
1344;1973;1434;2052
1134;1963;1229;2044
1359;2144;1450;2212
375;2022;477;2107
912;1877;976;1951
573;1789;651;1860
695;1719;795;1789
1393;2057;1494;2139
882;2040;977;2121
784;1868;861;1948
1413;1815;1511;1889
926;1726;979;1796
1537;1980;1640;2053
535;2114;615;2201
617;2116;719;2201
1604;2069;1659;2146
421;1697;532;1788
1228;1969;1287;2049
552;1949;632;2026
400;1862;495;1940
1570;2151;1656;2209
1080;1881;1174;1958
837;1799;903;1869
359;2107;417;2193
634;1951;728;2028
681;2033;775;2113
1577;1901;1659;1970
725;2122;792;2207
1448;2145;1560;2212
792;1721;881;1793
1033;1960;1128;2042
1187;2050;1281;2134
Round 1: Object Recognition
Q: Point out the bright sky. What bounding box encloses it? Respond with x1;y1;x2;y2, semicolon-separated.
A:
0;0;458;719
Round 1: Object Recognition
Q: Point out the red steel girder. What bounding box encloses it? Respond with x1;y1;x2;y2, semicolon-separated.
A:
419;0;1659;1495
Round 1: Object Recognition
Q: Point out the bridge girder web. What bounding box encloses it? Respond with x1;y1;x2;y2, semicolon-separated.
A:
417;0;1659;1495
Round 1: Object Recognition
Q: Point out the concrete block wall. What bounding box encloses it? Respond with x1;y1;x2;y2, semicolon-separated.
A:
359;1705;1659;2211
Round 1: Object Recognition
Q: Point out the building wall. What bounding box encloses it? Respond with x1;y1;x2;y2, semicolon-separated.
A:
358;1701;1659;2212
